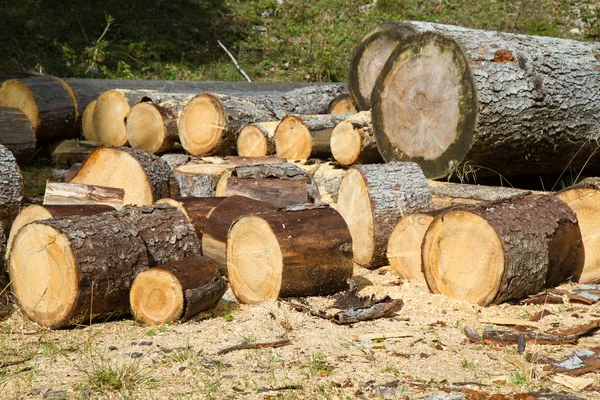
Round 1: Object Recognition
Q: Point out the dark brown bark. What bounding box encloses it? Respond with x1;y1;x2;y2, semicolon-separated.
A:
0;107;36;163
225;179;309;208
156;197;226;242
50;140;102;168
225;156;286;166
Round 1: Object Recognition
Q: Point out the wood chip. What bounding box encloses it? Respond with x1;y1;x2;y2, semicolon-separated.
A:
551;374;594;390
480;316;540;328
530;309;554;322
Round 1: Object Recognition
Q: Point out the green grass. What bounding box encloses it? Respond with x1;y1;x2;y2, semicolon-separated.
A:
0;1;594;82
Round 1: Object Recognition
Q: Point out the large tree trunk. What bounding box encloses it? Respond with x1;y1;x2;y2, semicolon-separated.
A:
130;256;226;326
336;162;433;268
154;197;226;243
126;100;185;154
43;182;125;209
8;213;150;328
236;121;280;157
0;145;24;233
422;194;584;306
371;22;600;178
115;204;201;267
0;77;78;140
0;107;36;163
172;163;234;197
330;111;382;167
70;147;179;205
202;195;278;275
227;204;353;304
274;113;353;160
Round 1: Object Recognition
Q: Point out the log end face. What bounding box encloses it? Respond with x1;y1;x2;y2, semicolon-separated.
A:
387;213;434;281
330;120;361;166
6;204;54;261
130;268;185;326
227;215;283;304
9;223;78;328
237;126;268;157
127;102;165;154
178;94;225;156
93;90;130;146
81;101;97;142
275;116;312;160
328;94;357;114
0;80;39;130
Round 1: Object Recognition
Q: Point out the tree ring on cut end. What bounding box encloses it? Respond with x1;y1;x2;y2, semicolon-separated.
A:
237;125;268;157
127;102;165;153
178;94;225;156
274;116;312;160
130;268;184;326
330;120;361;166
93;90;131;146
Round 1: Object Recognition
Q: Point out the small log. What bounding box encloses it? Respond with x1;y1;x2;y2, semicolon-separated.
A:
225;155;286;166
161;153;200;170
227;204;353;303
0;144;24;232
51;139;102;168
173;163;234;197
115;204;201;267
8;213;150;328
422;195;585;306
310;161;346;207
81;100;97;141
336;162;433;268
0;77;78;140
330;111;382;166
274;113;353;160
130;256;226;326
202;195;277;275
464;327;578;346
70;147;179;206
555;183;600;284
126;100;184;154
428;180;537;208
236;121;279;157
43;182;125;209
154;197;226;242
328;94;357;114
0;107;36;163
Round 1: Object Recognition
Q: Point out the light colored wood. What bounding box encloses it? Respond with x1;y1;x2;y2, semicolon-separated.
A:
178;94;224;155
126;101;183;154
480;316;540;328
92;90;131;146
236;121;279;157
44;182;124;209
130;268;185;325
330;111;380;166
81;100;97;141
328;94;357;114
387;213;435;280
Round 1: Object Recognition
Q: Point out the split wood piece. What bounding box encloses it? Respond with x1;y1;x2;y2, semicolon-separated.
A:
274;113;353;160
422;194;584;306
0;107;36;163
227;204;353;304
173;163;234;197
8;213;150;328
428;180;537;208
115;204;201;267
130;256;226;326
81;100;97;141
50;139;102;168
555;183;600;284
93;89;196;147
126;100;185;154
70;147;179;206
154;197;225;242
0;144;24;233
224;155;286;166
161;153;200;170
337;162;433;268
0;77;78;140
43;182;125;209
6;204;114;260
348;22;418;110
178;93;277;156
300;161;345;207
236;121;279;157
371;22;600;178
215;163;316;208
202;195;277;275
330;111;382;166
328;94;357;115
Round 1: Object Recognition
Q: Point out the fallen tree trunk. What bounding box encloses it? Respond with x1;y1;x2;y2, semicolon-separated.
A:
173;163;234;197
50;139;102;168
130;256;226;326
0;144;24;233
43;182;125;209
236;121;279;157
274;113;353;160
202;195;278;275
0;107;36;163
422;194;585;306
70;147;179;205
328;94;357;114
371;21;600;178
337;162;433;268
126;100;185;154
427;180;537;208
154;197;226;242
228;204;353;303
330;111;382;166
8;213;150;328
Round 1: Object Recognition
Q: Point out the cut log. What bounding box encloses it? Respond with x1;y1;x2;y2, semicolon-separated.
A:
70;147;179;205
310;161;346;207
256;84;349;117
0;77;78;140
173;163;234;197
555;183;600;284
330;111;382;166
371;22;600;178
8;213;150;328
126;100;184;154
274;113;353;160
0;144;24;232
81;100;97;141
202;195;278;275
348;22;418;110
51;139;102;168
178;93;277;156
130;256;226;326
328;94;357;114
0;107;36;163
428;180;537;208
6;204;114;261
236;121;279;157
422;194;585;306
115;204;201;267
161;153;200;170
227;204;353;304
225;155;286;166
337;162;433;268
43;182;125;209
154;197;225;243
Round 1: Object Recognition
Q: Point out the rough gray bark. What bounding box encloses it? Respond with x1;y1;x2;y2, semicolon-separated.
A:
173;169;221;197
427;180;539;208
330;111;382;166
160;153;200;170
0;107;36;163
0;145;24;232
253;84;349;118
